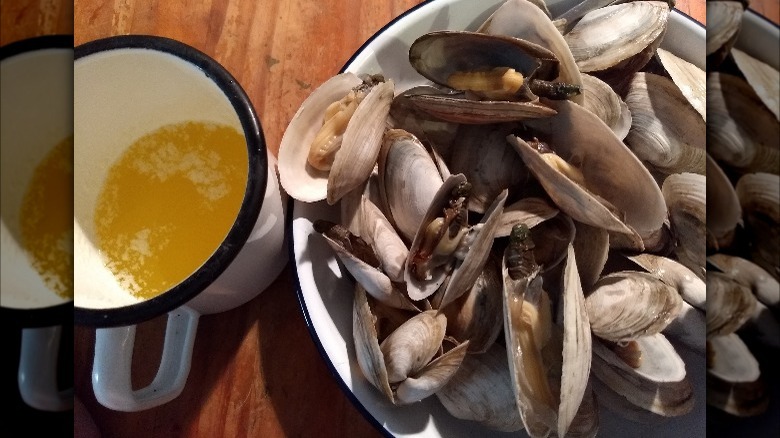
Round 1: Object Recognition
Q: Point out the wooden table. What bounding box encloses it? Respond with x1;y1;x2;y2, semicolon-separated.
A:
1;0;775;437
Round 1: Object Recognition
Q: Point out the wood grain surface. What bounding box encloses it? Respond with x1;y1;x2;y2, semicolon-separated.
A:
0;0;773;437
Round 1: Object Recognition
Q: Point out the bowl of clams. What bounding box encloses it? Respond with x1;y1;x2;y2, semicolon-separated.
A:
283;0;732;436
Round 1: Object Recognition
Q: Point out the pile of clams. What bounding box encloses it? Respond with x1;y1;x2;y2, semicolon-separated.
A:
280;0;719;435
706;0;780;419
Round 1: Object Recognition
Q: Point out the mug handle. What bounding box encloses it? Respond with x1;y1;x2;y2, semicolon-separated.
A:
18;325;74;411
92;305;200;411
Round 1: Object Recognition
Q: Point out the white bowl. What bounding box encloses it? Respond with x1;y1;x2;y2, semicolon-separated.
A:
291;1;706;436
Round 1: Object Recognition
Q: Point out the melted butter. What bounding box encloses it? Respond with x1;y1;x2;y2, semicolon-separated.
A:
94;121;247;300
20;136;74;300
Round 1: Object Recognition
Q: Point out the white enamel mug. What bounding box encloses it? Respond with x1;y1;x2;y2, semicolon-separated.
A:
74;36;287;412
1;35;74;413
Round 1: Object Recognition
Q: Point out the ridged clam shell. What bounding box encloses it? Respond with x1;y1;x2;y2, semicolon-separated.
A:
707;73;779;174
586;271;682;342
564;1;669;73
628;253;706;310
662;172;706;277
706;1;744;56
707;271;758;337
624;73;705;175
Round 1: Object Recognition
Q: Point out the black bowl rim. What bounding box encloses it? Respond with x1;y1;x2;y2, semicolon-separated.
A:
1;35;74;328
288;1;709;437
73;35;267;328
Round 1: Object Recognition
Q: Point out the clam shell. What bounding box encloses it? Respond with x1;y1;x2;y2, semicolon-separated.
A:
706;154;741;250
708;253;779;310
353;284;394;402
449;124;527;214
707;271;758;337
627;253;706;310
564;1;669;73
407;93;557;124
380;310;446;383
558;244;592;438
706;1;744;56
580;73;631;140
624;73;705;175
476;0;584;104
278;72;362;202
520;99;668;248
378;129;444;241
656;48;706;121
441;256;503;353
592;333;694;416
327;79;395;204
585;271;682;343
572;221;609;292
707;333;769;417
436;343;524;432
731;48;780;121
708;73;779;174
496;197;559;238
359;197;408;282
662;172;706;278
409;30;559;88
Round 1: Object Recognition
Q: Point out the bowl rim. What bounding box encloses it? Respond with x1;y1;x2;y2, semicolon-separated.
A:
1;35;75;328
288;0;708;436
73;35;267;328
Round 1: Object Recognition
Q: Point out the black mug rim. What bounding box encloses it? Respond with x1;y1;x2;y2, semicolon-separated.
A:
1;35;74;328
73;35;267;328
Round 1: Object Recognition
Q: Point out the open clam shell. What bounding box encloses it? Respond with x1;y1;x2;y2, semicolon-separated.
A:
315;220;417;311
707;333;769;417
586;271;682;343
359;196;408;282
405;173;507;306
592;333;694;417
279;72;362;202
405;92;557;124
518;99;668;249
278;74;394;204
409;30;559;88
353;285;469;406
476;0;584;104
